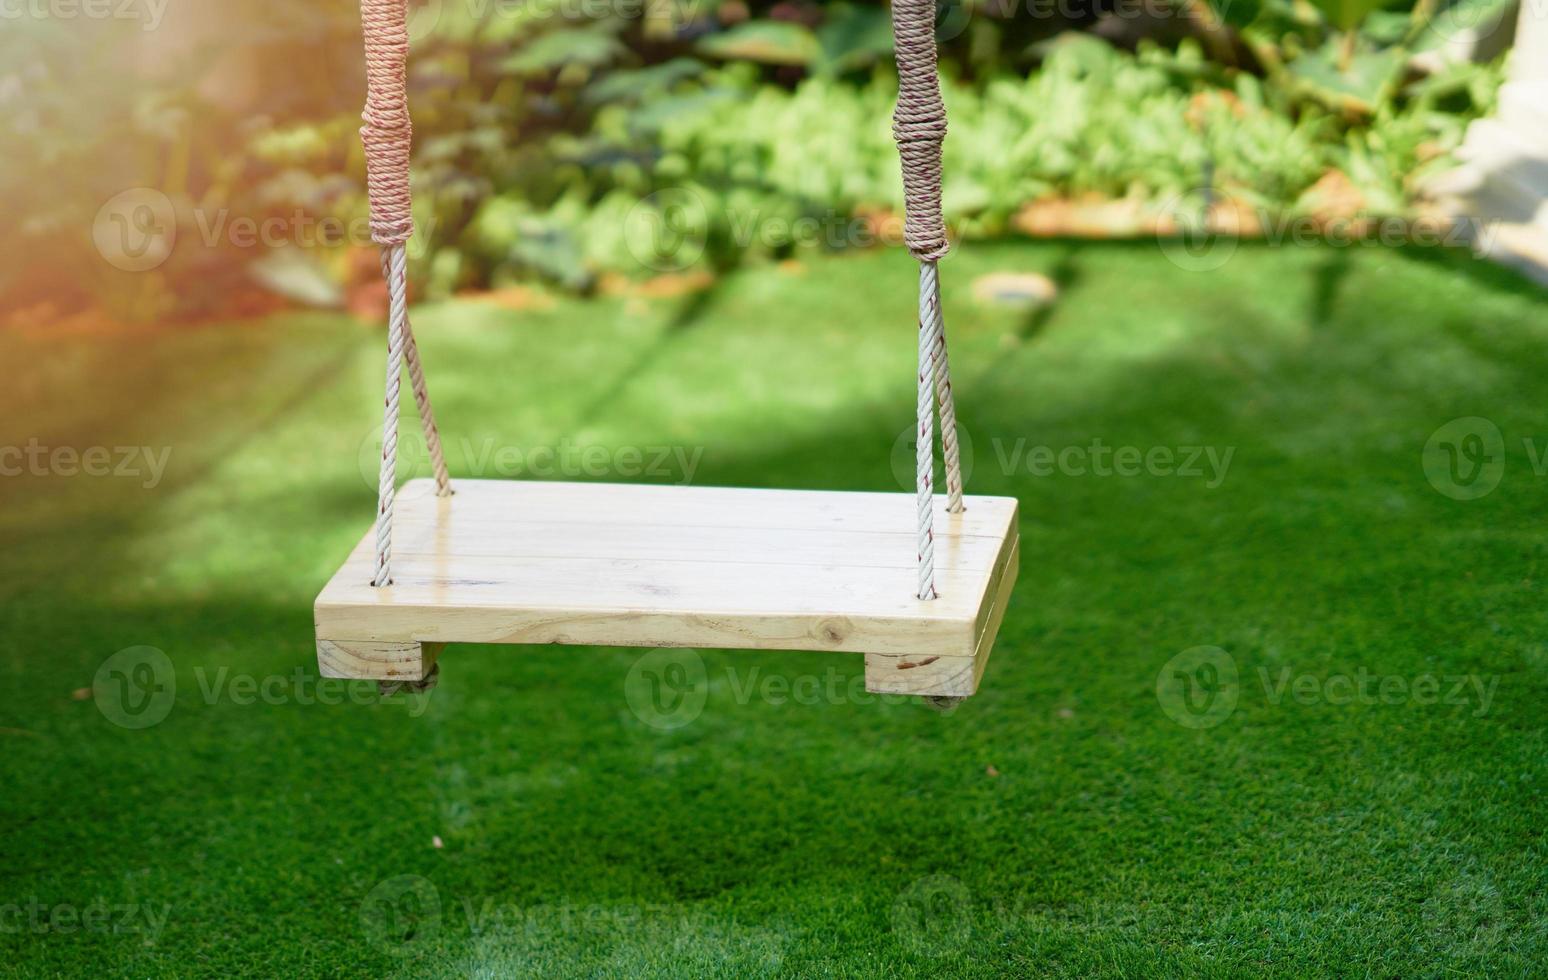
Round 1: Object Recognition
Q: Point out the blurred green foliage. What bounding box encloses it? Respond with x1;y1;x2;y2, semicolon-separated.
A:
1227;0;1516;109
0;0;1509;321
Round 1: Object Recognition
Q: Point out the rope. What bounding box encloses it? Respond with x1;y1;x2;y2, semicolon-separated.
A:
929;273;964;513
360;0;452;587
381;253;452;498
892;0;966;598
373;243;408;587
890;0;949;263
360;0;414;248
916;261;939;600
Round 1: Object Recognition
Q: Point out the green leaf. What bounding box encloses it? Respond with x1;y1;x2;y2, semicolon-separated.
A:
509;229;590;290
1211;0;1265;31
1302;0;1399;32
582;58;706;105
695;21;820;66
502;27;625;74
1288;40;1408;111
814;5;894;75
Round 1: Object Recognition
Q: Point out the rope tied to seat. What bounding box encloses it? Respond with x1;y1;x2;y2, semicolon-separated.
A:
360;0;452;589
891;0;965;601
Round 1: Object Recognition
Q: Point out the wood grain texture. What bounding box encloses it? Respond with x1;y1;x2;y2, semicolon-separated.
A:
317;638;444;681
315;479;1019;695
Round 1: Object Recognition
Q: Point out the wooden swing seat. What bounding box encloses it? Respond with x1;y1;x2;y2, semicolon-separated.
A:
315;478;1019;698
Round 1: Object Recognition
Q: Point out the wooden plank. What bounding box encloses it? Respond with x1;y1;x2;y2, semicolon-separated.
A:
315;480;1019;692
390;478;1015;536
384;519;1006;570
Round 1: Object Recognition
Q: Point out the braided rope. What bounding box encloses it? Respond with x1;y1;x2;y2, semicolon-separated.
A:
361;0;414;247
891;0;949;262
929;273;964;513
381;252;452;498
892;0;966;596
372;244;409;587
916;261;940;600
361;0;453;586
363;0;412;588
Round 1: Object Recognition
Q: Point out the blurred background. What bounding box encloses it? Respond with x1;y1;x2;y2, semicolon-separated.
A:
2;0;1534;327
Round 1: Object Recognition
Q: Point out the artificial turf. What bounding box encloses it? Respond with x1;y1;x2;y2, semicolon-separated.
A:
2;239;1546;976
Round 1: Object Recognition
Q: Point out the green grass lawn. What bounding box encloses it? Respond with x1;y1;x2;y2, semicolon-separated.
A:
3;239;1546;976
